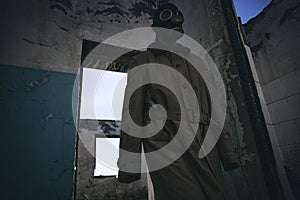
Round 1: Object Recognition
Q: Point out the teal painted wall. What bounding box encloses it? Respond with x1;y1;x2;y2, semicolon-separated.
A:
0;65;77;200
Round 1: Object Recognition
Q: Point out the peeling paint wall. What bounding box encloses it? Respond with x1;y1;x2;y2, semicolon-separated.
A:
243;0;300;199
0;0;274;199
0;65;76;200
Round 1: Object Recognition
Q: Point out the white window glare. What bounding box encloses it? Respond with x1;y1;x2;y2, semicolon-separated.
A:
80;68;127;120
94;138;120;176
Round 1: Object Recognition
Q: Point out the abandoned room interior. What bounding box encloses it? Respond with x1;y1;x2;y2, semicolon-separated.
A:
0;0;299;199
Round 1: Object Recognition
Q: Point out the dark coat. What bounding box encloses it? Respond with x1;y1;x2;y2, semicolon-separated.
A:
118;48;240;200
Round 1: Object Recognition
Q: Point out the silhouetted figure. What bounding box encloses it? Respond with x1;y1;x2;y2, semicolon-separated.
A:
118;3;240;200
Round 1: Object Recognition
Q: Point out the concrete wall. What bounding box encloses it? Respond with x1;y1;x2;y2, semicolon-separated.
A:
0;1;81;199
0;0;274;199
243;0;300;199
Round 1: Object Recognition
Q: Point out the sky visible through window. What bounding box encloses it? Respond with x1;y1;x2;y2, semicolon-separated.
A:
233;0;272;23
80;68;127;120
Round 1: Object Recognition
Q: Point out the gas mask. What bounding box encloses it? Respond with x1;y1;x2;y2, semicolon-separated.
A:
152;3;184;34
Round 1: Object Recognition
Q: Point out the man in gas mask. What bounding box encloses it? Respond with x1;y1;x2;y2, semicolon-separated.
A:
118;3;240;199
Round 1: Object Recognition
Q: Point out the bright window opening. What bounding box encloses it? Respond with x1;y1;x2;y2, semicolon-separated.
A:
80;68;127;176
